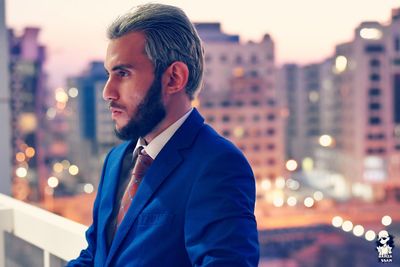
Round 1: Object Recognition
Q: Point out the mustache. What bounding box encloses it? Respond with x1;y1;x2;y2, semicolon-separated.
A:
108;101;126;111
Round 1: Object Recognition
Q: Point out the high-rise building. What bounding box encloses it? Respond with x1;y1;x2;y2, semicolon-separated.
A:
278;8;400;200
8;27;48;201
67;61;114;188
332;14;400;193
0;0;11;195
196;23;285;182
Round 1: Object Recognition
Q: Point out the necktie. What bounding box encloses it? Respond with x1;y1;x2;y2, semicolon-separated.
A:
116;146;153;228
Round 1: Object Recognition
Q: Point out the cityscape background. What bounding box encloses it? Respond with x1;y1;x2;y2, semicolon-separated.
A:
1;1;400;266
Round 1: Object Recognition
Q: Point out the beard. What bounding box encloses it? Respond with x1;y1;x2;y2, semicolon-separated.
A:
112;75;166;141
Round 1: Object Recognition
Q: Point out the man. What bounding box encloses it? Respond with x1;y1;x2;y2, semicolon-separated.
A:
67;3;259;266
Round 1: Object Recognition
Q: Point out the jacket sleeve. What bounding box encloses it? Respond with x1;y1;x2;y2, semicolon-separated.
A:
184;150;259;267
66;150;113;266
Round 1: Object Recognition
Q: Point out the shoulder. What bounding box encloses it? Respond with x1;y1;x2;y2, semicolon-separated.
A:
193;123;252;172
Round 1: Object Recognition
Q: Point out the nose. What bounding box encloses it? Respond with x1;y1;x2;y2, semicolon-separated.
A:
103;78;118;101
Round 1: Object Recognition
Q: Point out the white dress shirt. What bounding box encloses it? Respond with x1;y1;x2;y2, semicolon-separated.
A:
134;108;193;159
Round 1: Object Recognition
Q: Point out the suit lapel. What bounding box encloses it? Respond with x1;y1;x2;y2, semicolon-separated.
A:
105;109;205;266
97;141;133;260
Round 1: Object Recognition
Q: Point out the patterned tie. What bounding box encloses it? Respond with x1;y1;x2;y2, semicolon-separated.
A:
116;146;153;228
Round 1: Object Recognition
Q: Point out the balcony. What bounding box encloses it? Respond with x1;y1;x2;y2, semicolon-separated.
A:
0;193;87;267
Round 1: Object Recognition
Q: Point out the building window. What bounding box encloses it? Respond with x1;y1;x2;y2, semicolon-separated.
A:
369;88;381;96
235;101;244;107
251;100;260;106
222;130;230;137
222;115;230;122
220;54;227;63
235;55;243;64
203;101;214;108
369;103;381;110
205;55;212;63
266;114;275;121
267;159;276;166
251;85;260;92
395;144;400;150
266;128;275;136
370;74;380;81
250;54;258;64
238;116;245;122
394;74;400;123
267;98;276;106
220;101;231;107
395;36;400;52
207;116;215;123
249;70;259;78
266;54;274;61
367;133;385;140
364;44;385;53
253;114;260;122
266;144;275;150
369;73;381;82
370;59;380;67
376;147;386;154
369;117;381;125
253;144;260;151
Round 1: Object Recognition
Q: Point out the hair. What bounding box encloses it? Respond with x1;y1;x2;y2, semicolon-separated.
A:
107;3;204;100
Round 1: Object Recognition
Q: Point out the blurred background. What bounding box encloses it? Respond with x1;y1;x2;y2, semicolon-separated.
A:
1;0;400;266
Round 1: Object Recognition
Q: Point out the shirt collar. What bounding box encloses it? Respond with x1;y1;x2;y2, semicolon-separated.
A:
133;108;193;160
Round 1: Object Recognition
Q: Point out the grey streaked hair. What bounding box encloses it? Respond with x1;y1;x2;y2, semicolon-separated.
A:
107;3;204;100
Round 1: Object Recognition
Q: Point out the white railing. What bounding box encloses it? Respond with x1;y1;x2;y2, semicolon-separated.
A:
0;193;87;267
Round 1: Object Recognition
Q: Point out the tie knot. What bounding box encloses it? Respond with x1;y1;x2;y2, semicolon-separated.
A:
132;146;153;179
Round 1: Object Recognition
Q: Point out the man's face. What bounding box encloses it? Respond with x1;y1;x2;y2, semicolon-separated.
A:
103;32;166;140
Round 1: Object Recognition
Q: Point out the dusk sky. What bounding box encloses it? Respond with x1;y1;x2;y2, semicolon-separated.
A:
5;0;400;87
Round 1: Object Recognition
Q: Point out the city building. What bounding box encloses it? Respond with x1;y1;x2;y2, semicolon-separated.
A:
196;23;285;184
0;0;11;195
8;27;48;201
66;61;114;190
278;8;400;201
332;10;400;199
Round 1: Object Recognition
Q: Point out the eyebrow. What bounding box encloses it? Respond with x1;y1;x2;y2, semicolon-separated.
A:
104;64;134;74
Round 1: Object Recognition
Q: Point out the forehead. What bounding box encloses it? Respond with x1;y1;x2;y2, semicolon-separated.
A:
105;31;151;69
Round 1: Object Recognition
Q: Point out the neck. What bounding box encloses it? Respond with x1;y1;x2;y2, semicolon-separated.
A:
144;102;191;143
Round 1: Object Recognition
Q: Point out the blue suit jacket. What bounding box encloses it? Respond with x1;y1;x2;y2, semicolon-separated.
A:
67;109;259;266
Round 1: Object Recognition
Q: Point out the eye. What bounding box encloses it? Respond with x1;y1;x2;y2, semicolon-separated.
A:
117;70;129;77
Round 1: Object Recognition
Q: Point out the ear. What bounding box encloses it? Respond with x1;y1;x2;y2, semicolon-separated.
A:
162;61;189;95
